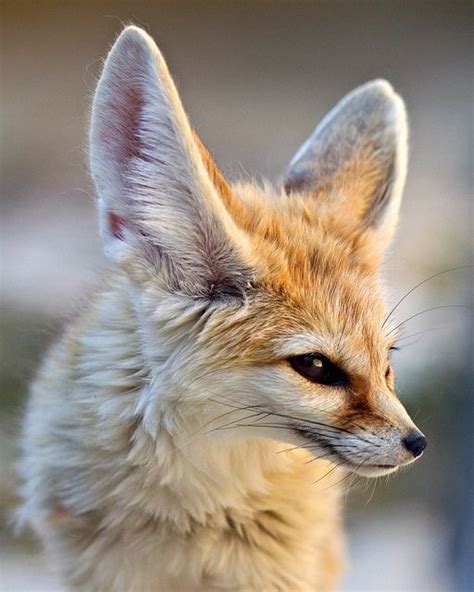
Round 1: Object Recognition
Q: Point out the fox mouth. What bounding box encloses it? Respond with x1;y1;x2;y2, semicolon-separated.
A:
342;459;399;477
292;426;399;476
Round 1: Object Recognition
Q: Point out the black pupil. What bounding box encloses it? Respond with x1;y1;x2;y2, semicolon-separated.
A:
288;354;347;386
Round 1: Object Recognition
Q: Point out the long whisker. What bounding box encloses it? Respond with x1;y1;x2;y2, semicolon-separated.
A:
276;443;307;454
392;327;439;346
365;476;379;504
172;401;274;452
277;442;330;455
215;422;292;432
312;462;343;486
210;392;380;440
321;459;366;491
210;396;374;445
207;404;354;446
386;304;473;337
196;404;265;434
303;444;360;465
345;470;363;502
211;411;270;433
177;390;382;460
303;452;329;465
382;265;472;328
210;399;331;434
302;450;334;465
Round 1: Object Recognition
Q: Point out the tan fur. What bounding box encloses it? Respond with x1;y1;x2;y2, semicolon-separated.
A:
19;26;425;591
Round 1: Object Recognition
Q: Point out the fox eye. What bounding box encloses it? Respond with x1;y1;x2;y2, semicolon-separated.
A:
288;354;347;387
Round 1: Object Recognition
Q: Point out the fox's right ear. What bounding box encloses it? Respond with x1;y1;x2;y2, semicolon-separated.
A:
284;80;408;251
90;26;251;299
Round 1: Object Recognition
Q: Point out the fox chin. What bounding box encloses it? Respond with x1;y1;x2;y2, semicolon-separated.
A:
19;25;426;592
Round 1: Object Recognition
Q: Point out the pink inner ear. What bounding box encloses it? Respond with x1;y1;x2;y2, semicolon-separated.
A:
108;211;126;240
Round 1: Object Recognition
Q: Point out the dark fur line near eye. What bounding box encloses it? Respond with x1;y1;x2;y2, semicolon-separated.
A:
389;345;400;352
288;353;348;387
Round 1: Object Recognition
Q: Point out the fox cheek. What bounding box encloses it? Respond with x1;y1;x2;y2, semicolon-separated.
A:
337;397;374;431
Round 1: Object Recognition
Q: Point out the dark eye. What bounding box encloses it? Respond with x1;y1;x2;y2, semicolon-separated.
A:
288;353;347;386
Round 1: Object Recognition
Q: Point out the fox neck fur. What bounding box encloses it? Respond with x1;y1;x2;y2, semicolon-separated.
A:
22;268;344;590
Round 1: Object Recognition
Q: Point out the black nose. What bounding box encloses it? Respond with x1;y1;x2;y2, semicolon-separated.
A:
403;431;427;457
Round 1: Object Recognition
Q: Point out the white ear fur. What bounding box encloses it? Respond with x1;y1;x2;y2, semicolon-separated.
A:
284;80;408;249
90;26;250;297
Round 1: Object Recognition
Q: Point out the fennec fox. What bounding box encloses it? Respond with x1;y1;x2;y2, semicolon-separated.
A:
20;26;427;592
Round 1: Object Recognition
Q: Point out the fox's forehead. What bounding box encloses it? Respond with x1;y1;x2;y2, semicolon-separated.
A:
254;277;390;369
233;181;372;261
212;182;394;368
233;181;383;299
208;274;391;373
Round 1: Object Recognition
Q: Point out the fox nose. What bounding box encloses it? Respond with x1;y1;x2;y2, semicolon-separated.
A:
403;431;427;458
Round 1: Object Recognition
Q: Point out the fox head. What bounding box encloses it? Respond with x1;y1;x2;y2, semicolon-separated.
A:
89;26;426;477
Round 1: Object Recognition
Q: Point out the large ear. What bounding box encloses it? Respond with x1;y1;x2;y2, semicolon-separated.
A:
283;80;408;249
90;26;250;299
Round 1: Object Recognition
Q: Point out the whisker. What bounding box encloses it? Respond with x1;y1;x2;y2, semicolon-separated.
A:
276;444;305;454
210;393;377;442
312;462;343;486
302;450;334;465
393;327;439;346
382;265;473;328
212;396;374;445
365;476;379;504
344;470;363;502
197;405;265;433
321;459;367;491
387;304;473;337
209;411;270;433
214;422;295;433
210;396;371;443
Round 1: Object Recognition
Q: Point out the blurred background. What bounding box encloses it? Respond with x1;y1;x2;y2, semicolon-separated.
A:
1;1;472;591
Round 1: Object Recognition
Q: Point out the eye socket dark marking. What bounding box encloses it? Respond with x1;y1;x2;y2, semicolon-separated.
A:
288;353;348;387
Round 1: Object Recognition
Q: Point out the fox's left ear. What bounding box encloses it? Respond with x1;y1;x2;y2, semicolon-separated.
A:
284;80;408;250
89;26;252;299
